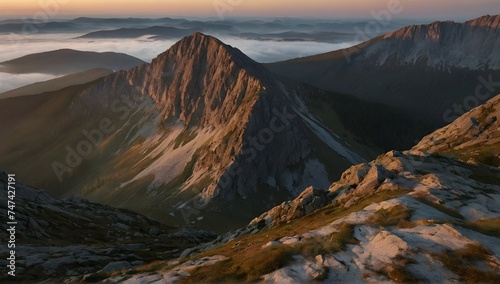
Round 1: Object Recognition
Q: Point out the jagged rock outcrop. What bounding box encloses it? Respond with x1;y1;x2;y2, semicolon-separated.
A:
414;94;500;166
250;186;334;227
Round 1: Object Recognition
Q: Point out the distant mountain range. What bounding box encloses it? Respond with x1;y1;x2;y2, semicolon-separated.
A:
239;31;354;43
0;21;81;33
267;15;500;127
0;16;417;44
76;25;237;39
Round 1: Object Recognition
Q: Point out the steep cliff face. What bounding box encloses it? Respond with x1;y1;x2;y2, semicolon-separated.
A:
127;33;320;201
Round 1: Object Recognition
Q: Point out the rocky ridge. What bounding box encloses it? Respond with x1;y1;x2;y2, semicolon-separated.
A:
266;15;500;128
414;93;500;166
110;95;500;283
367;15;500;69
0;171;215;282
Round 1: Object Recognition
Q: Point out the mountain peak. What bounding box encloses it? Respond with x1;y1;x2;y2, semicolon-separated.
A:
148;32;269;84
466;14;500;28
180;32;221;46
125;32;263;128
159;32;244;63
191;31;215;40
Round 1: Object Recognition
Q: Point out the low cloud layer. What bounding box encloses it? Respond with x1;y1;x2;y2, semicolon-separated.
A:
0;33;356;63
0;33;358;93
0;33;178;63
220;37;357;63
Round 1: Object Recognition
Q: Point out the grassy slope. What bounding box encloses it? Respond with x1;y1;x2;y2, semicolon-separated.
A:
176;189;409;282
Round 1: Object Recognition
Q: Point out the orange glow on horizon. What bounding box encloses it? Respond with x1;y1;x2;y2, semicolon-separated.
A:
0;0;498;19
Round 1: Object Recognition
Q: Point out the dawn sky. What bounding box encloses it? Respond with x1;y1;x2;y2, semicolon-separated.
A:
0;0;498;20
